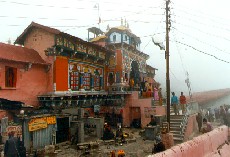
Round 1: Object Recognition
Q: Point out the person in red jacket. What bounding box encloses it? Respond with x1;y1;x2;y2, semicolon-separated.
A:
179;92;187;114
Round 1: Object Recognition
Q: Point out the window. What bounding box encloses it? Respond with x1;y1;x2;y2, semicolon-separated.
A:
113;35;116;42
5;66;17;88
125;35;127;41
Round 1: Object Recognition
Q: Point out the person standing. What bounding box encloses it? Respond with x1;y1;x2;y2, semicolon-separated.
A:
171;92;179;115
4;131;19;157
219;105;226;125
179;92;187;114
158;88;163;106
154;86;159;101
196;112;203;132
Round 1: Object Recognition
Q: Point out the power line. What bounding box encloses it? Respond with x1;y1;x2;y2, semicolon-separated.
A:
0;0;164;11
171;30;186;73
172;27;230;56
172;22;230;43
0;0;164;16
173;14;230;33
172;40;230;64
174;3;230;23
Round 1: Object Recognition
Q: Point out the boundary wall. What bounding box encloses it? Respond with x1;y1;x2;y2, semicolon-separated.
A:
148;126;228;157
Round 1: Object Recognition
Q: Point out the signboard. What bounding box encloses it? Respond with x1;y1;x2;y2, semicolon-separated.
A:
28;116;56;132
46;116;56;125
29;117;48;132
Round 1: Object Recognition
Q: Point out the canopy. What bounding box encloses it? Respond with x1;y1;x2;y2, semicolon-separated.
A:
0;98;24;110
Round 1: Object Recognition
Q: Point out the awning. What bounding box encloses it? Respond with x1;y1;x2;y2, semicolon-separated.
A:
0;98;24;110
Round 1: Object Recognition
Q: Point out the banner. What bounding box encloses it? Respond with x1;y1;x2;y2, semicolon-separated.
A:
28;117;48;132
2;125;22;137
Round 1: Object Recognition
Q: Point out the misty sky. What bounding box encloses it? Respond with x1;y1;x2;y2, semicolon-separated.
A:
0;0;230;96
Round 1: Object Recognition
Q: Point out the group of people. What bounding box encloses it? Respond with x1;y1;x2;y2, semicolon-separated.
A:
171;92;187;115
196;104;230;134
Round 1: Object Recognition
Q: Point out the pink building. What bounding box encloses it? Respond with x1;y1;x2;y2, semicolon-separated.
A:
0;42;50;117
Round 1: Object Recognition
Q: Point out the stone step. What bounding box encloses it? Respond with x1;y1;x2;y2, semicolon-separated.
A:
173;136;184;142
170;126;181;131
170;130;181;134
170;121;181;125
170;115;185;119
170;124;181;128
170;118;183;122
173;133;184;138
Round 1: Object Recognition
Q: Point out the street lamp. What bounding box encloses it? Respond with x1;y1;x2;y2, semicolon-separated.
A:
94;3;101;25
20;109;25;146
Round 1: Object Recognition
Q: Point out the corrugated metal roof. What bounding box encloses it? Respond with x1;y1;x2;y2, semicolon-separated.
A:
0;42;48;65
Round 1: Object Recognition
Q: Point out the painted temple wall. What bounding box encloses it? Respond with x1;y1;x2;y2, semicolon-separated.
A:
54;57;69;91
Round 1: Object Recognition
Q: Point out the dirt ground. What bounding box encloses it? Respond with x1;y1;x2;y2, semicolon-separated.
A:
51;121;223;157
54;128;155;157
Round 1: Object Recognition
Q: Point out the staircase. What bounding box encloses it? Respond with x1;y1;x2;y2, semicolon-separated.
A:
170;115;185;143
169;106;188;144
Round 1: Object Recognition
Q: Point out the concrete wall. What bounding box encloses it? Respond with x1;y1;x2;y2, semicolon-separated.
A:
148;125;229;157
123;91;153;127
184;114;198;141
24;27;55;92
155;106;166;115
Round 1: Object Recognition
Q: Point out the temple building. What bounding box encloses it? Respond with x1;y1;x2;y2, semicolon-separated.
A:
89;22;151;90
0;21;162;149
13;21;160;127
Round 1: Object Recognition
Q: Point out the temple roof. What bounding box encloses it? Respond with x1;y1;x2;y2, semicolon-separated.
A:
14;22;113;53
90;35;107;42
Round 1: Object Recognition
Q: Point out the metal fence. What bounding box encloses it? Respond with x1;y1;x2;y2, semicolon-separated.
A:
23;118;56;150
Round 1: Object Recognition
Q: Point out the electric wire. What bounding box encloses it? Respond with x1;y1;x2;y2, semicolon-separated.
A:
172;26;230;56
174;4;230;25
172;40;230;64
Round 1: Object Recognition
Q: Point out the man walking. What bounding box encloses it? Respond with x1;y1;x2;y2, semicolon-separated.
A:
179;92;187;114
171;92;179;115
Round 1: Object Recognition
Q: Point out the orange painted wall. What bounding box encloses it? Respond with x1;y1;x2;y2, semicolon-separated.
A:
54;57;68;91
108;49;123;82
115;49;123;72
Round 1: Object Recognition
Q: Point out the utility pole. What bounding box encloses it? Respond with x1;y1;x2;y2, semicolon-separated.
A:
165;0;171;130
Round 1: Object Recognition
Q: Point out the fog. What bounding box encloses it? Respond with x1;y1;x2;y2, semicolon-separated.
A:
0;0;230;96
